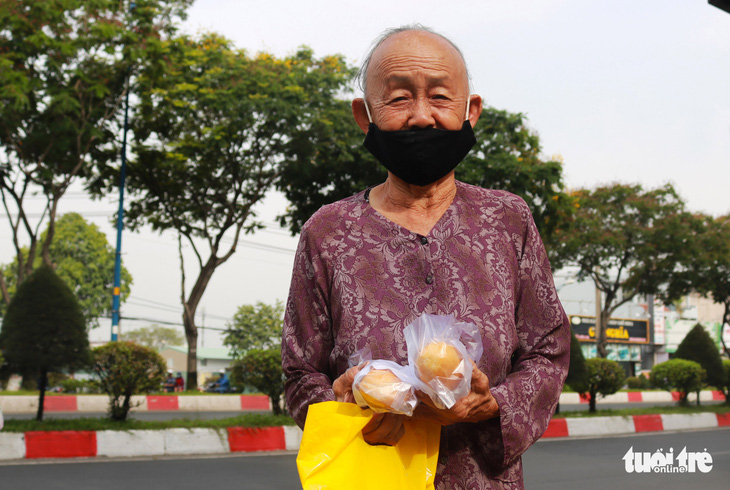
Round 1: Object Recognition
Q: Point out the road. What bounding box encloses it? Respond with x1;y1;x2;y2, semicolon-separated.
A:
1;428;727;489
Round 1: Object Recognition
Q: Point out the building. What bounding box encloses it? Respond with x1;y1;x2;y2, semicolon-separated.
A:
159;346;235;388
556;273;729;376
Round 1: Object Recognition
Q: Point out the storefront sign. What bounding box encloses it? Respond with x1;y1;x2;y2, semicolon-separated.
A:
570;315;650;344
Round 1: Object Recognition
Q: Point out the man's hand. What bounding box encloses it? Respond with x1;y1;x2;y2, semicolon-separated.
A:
413;361;499;425
362;412;406;446
332;365;363;403
333;364;406;446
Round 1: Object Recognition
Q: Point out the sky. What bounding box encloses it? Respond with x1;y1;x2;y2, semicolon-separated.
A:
2;0;729;348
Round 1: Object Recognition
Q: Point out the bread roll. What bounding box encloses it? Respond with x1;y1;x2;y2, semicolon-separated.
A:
415;341;464;385
357;369;402;411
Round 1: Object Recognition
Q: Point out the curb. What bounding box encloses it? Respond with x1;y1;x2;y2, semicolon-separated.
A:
0;394;271;414
1;412;728;461
0;425;303;461
557;390;725;405
541;412;730;439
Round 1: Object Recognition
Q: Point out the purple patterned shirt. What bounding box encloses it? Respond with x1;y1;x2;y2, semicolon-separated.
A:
282;181;570;489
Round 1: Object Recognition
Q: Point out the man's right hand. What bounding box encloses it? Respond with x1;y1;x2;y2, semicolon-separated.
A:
332;365;406;446
332;364;363;404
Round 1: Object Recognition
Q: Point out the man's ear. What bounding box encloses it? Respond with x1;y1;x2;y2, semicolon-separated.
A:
467;94;483;128
352;98;371;133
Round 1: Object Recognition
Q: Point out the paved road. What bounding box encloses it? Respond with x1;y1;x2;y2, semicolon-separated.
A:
1;428;727;489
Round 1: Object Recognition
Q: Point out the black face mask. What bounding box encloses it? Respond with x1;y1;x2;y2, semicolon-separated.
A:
363;120;477;186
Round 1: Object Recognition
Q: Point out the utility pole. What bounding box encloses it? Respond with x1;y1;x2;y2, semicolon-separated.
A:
110;1;136;341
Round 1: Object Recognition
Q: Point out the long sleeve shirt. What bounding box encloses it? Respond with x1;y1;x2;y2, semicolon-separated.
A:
282;181;570;489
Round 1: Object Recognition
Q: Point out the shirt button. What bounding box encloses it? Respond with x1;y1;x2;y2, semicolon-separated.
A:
425;274;434;284
421;237;428;245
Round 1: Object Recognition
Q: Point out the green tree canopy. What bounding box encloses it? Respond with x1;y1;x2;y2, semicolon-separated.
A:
685;215;730;356
582;358;626;413
92;341;166;421
0;265;90;420
230;348;285;416
0;0;190;307
651;359;705;406
89;32;354;390
125;324;185;351
224;300;285;358
551;183;699;357
674;323;725;391
1;213;132;326
565;331;589;393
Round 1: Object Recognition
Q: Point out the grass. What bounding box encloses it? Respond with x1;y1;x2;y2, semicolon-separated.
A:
554;403;729;419
3;403;727;432
1;412;296;433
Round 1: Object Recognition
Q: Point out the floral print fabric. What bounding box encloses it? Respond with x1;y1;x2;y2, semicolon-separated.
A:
282;181;570;489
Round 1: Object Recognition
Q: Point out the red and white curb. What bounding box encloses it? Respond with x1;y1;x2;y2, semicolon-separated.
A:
1;412;728;461
558;390;725;405
0;425;303;461
542;412;730;438
0;395;271;414
1;391;724;415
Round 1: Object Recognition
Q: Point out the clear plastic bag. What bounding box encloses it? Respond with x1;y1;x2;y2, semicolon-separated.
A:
404;314;484;409
351;360;420;416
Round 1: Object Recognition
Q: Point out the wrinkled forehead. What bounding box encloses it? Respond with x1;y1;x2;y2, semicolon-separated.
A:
365;31;469;95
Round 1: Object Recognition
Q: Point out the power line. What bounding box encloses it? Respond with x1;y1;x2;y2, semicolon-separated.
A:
120;316;228;332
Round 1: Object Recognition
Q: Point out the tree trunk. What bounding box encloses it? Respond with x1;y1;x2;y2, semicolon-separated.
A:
271;392;282;416
722;301;730;357
36;369;48;422
0;272;10;308
181;255;219;391
588;389;597;413
184;317;198;391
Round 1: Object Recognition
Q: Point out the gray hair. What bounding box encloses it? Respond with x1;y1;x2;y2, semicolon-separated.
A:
356;24;472;95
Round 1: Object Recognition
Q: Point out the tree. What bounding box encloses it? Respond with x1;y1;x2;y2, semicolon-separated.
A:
721;360;730;404
458;108;574;258
125;324;185;351
92;33;354;390
230;349;285;415
651;359;705;406
556;331;588;414
551;184;697;357
674;323;726;405
565;331;589;393
92;341;166;421
1;213;132;326
0;265;90;420
0;0;190;309
223;300;285;358
581;358;625;413
277;105;574;260
687;215;730;356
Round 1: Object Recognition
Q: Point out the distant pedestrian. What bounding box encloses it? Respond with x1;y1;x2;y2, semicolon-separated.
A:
174;372;185;392
164;370;175;393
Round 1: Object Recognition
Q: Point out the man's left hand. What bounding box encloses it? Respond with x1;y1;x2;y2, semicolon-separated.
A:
413;361;499;425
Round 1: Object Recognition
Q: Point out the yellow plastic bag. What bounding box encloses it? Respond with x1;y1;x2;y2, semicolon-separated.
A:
296;401;441;490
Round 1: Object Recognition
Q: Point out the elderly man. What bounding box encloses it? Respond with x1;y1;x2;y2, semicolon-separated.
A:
282;25;569;489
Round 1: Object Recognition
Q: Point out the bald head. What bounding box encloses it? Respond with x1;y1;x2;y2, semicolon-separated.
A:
357;26;471;97
351;26;481;134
